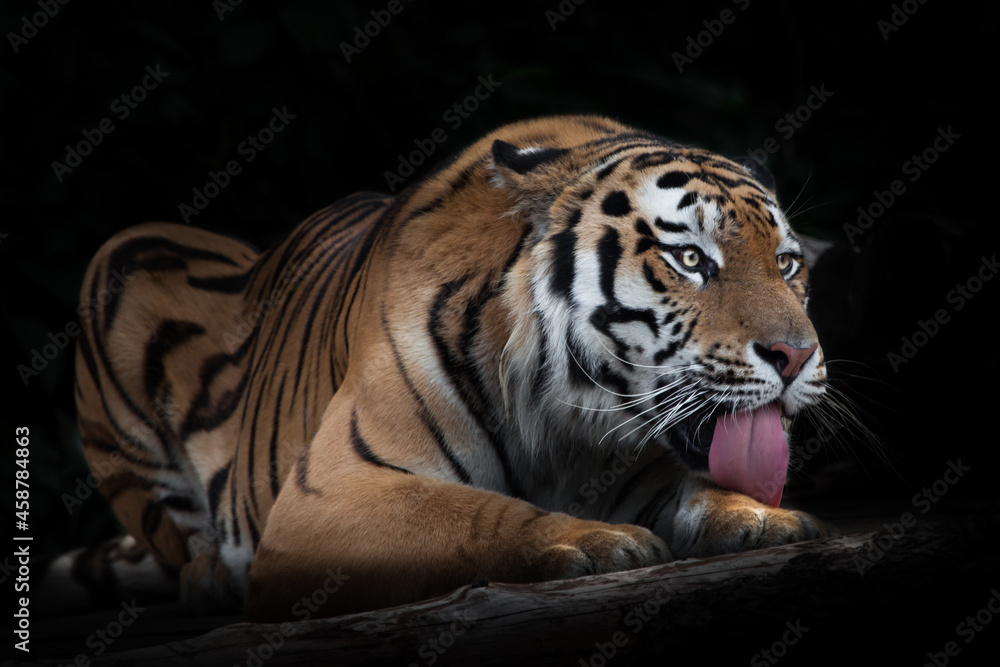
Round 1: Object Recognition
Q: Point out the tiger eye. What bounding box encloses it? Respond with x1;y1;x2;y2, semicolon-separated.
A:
682;248;701;268
776;254;791;272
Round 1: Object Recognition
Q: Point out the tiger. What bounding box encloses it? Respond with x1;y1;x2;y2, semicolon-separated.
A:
69;114;832;622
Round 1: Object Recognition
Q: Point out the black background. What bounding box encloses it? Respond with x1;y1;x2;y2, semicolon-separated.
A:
1;0;998;663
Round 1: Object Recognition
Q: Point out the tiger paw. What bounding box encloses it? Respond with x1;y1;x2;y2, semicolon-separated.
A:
180;549;243;615
678;489;835;558
527;521;672;581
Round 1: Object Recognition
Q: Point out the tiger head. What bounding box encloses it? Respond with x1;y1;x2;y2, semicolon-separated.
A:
491;118;826;506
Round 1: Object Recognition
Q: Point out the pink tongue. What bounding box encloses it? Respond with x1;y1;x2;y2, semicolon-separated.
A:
708;404;788;507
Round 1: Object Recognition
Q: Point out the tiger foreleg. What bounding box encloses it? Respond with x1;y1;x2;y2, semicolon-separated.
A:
607;457;832;559
243;399;670;620
669;475;834;558
246;475;669;620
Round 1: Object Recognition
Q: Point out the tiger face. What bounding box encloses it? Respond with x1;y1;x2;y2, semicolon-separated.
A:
495;136;825;506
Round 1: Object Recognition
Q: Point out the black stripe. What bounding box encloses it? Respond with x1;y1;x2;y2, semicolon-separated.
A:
268;372;287;499
407;196;445;220
630;151;680;170
531;317;549;399
448;157;485;194
289;228;363;402
143;320;206;401
400;155;485;221
600;304;660;336
269;206;381;407
596;362;629;395
245;371;270;521
654;217;690;234
492;140;568;174
566;330;594;387
591;305;660;355
680;315;698;347
294;447;322;496
592;133;669;148
208;461;231;521
428;278;525;498
384;311;471;485
103;236;242;334
259;196;379;302
654;341;681;365
81;278;187;469
160;495;197;512
245;497;261;550
701;169;763;191
565;208;583;228
80;438;169;473
635;236;663;255
643;262;667;293
229;488;241;544
677;191;697;209
656;172;692;190
329;210;383;378
597;226;622;301
351;410;412;474
589;144;678;174
180;339;252;439
653;315;698;364
596;159;622;181
187;270;252;294
601;191;632;217
80;329;179;468
549;229;576;298
135;255;186;271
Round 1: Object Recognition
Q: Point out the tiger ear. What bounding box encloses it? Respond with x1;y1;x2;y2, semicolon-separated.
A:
490;140;569;191
730;156;776;193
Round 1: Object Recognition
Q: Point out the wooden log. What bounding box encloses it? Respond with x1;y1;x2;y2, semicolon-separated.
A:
38;510;991;667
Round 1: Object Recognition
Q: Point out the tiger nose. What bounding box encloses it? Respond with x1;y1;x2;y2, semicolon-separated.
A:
753;341;818;383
